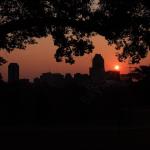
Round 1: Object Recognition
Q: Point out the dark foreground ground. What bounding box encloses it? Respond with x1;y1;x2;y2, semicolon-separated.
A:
1;124;150;149
0;81;150;149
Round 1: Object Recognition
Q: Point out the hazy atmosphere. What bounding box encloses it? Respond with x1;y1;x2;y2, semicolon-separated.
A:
0;0;150;149
1;35;150;81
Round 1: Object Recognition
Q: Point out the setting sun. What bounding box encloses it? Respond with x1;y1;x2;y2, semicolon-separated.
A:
114;65;120;71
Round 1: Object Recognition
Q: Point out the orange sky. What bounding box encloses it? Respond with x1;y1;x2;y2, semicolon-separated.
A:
0;35;150;81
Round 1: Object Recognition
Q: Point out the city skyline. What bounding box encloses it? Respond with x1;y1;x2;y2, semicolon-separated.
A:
0;35;150;81
0;1;150;147
6;54;121;84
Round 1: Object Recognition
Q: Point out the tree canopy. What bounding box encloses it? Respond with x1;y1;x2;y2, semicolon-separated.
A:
0;73;2;81
0;0;149;65
132;65;150;81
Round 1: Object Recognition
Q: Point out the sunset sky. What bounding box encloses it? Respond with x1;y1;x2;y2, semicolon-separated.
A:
0;35;150;81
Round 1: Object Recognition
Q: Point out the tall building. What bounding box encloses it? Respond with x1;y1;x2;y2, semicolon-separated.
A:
8;63;19;83
89;54;105;84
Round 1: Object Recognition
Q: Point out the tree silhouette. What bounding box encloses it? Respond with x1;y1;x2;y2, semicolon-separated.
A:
0;57;7;65
0;73;2;81
96;0;150;64
0;0;149;64
132;65;150;81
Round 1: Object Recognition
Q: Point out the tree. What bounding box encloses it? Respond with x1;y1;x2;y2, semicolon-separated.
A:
0;72;2;81
95;0;150;64
132;65;150;81
0;57;7;66
0;0;149;64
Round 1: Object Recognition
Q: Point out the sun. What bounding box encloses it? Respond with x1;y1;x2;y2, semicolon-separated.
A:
114;65;120;71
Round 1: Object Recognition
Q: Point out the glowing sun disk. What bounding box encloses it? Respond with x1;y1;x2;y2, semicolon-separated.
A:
114;65;120;71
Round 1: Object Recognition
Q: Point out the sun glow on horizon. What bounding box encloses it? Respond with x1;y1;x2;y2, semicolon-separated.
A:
114;65;120;71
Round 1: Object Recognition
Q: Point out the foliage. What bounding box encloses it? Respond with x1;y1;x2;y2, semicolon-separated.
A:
132;65;150;81
0;0;149;64
0;56;7;65
0;73;2;81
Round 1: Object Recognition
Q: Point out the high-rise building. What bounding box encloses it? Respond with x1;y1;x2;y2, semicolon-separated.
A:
8;63;19;83
89;54;105;84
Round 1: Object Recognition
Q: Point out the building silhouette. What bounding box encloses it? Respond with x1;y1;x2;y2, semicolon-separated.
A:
89;54;105;84
65;73;73;84
74;73;90;86
40;72;65;87
8;63;19;83
65;73;73;80
106;71;120;81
